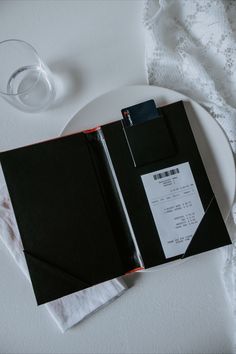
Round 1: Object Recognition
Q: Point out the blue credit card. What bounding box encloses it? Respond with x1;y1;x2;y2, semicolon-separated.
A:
121;99;162;127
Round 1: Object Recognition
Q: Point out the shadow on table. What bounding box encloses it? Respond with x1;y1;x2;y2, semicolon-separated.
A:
48;60;82;110
123;271;142;288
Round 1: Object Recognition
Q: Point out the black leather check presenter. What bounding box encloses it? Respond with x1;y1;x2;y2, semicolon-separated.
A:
0;100;231;305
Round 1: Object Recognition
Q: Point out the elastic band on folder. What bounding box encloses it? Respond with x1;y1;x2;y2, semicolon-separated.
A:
97;128;144;269
121;120;137;167
83;126;101;134
125;267;144;274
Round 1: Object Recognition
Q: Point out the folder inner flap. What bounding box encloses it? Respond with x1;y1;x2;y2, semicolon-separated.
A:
0;132;135;304
182;195;231;258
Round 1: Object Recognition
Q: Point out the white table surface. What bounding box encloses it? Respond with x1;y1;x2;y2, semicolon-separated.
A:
0;1;234;353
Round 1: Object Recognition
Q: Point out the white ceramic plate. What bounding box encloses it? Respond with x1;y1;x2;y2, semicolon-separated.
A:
62;85;235;219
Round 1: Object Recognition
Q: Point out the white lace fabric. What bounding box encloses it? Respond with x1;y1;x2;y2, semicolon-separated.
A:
143;0;236;339
144;0;236;150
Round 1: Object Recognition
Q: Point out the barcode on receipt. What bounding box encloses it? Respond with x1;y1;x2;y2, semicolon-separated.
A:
153;168;179;180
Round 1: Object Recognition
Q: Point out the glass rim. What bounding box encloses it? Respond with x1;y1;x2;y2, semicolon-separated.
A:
0;39;44;96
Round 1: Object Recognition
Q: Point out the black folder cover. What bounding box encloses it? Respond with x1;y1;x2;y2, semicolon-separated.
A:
0;101;231;305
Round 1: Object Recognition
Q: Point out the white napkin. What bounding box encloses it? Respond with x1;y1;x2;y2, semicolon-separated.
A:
143;0;236;338
0;167;126;332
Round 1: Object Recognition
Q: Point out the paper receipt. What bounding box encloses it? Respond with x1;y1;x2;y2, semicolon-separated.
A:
141;162;205;258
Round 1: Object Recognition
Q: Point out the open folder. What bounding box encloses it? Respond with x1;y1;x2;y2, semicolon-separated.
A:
0;101;231;305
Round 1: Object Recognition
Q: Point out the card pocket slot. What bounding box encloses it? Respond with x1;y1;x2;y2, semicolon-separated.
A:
122;117;176;167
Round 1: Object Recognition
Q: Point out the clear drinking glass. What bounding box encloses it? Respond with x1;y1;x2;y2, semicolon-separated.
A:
0;39;55;112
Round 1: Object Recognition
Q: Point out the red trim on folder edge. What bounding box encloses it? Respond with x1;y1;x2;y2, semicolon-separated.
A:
125;267;144;274
83;126;101;134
